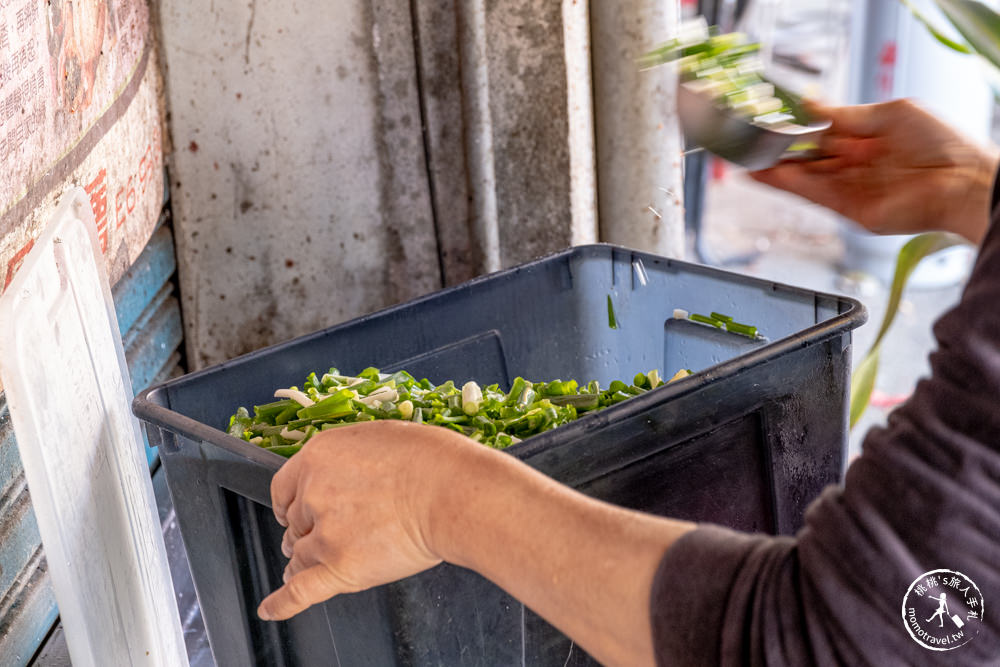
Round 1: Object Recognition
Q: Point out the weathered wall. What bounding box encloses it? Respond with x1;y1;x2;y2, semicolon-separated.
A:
158;0;442;369
409;0;599;279
471;0;598;269
0;0;164;299
159;0;680;370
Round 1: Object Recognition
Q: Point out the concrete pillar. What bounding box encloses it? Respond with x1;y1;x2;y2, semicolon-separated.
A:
591;2;685;258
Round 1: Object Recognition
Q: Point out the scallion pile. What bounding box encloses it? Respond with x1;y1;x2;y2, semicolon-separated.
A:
227;367;690;458
640;19;803;129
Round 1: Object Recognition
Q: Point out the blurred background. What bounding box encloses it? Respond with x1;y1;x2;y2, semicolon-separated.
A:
684;0;999;456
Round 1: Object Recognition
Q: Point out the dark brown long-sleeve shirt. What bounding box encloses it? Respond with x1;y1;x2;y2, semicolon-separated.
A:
652;194;1000;665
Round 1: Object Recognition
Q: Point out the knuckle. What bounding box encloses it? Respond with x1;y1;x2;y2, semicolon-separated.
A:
313;525;338;552
286;575;312;604
891;98;917;115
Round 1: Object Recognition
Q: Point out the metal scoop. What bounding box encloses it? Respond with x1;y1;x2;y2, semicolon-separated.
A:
677;81;830;170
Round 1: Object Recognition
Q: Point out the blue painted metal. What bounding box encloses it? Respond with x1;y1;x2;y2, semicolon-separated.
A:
124;290;184;466
0;483;38;612
0;548;58;667
0;402;55;667
112;225;178;337
0;403;21;509
0;216;185;665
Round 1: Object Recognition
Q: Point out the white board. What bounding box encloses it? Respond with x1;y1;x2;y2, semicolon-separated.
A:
0;188;186;666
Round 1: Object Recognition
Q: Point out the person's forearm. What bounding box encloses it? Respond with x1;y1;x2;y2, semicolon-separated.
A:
421;441;695;667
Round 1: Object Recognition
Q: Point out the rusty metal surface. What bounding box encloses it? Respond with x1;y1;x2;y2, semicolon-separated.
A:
24;462;213;667
158;0;442;369
0;545;56;667
26;626;69;667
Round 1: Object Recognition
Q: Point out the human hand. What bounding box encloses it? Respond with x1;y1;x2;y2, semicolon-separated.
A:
254;418;692;666
751;99;1000;244
257;421;470;621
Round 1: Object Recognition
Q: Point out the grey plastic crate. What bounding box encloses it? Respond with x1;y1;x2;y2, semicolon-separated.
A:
135;244;865;666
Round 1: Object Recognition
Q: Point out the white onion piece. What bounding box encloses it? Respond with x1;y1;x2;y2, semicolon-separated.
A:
274;388;314;407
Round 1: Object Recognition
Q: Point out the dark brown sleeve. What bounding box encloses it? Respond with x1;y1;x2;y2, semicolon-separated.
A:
651;202;1000;665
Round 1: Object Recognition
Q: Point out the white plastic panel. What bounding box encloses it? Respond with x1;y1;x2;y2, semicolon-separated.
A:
0;189;186;666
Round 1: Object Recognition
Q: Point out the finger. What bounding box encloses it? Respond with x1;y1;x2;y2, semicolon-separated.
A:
283;554;309;582
814;135;883;167
282;532;325;577
750;161;823;192
802;99;834;122
822;99;920;138
802;99;828;114
280;496;316;555
749;163;845;211
281;520;313;558
271;452;306;527
258;565;347;621
822;103;884;136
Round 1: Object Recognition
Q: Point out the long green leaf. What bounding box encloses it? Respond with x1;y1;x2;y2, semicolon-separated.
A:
850;232;963;427
850;346;882;428
901;0;974;54
934;0;1000;70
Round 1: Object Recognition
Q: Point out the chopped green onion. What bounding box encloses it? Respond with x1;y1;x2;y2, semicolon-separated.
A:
690;313;723;328
724;321;758;338
228;364;696;456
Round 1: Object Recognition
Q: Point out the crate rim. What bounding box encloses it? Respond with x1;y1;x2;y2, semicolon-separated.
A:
133;243;868;472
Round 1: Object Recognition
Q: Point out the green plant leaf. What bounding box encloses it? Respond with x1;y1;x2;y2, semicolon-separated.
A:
934;0;1000;70
850;345;881;428
901;0;974;54
875;233;963;343
850;232;964;428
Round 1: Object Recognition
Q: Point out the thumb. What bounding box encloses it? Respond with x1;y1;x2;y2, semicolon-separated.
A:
749;161;851;215
820;102;895;137
258;565;347;621
802;99;833;122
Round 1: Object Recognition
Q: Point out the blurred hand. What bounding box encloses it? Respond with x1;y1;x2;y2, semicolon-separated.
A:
751;99;1000;244
257;421;465;621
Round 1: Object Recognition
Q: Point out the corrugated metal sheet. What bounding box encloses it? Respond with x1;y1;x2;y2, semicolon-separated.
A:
0;546;57;667
0;211;184;666
0;406;58;667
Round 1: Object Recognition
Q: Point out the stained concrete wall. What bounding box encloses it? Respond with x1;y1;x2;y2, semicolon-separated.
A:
158;0;440;367
158;0;680;369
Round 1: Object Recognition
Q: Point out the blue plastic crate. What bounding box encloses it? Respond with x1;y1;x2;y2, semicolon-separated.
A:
135;244;865;666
